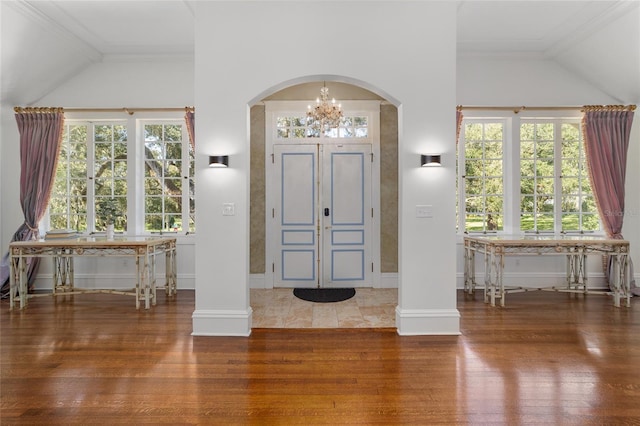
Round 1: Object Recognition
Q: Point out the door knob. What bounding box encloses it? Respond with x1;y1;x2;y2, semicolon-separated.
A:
324;208;330;216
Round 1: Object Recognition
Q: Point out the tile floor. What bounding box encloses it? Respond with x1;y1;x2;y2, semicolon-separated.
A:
250;288;397;328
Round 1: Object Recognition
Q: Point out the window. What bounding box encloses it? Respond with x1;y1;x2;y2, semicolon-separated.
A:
276;115;369;139
49;116;194;235
458;115;600;234
94;123;128;232
50;122;128;233
520;119;598;233
143;122;194;233
458;120;505;232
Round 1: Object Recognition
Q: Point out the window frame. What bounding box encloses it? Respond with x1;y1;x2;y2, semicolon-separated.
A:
457;110;602;236
457;118;507;233
140;119;194;234
49;120;129;234
45;111;195;237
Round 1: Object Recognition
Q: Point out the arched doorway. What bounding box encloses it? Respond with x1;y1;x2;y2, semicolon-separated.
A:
248;81;399;324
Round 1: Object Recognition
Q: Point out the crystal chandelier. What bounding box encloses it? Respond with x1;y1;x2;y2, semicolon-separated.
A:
307;83;343;131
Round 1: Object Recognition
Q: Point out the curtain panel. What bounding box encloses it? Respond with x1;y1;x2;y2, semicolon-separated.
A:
582;105;636;294
456;107;463;144
582;107;634;239
0;108;65;296
185;108;195;150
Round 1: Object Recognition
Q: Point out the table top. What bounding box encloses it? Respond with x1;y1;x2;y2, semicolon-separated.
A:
463;234;628;246
10;236;177;249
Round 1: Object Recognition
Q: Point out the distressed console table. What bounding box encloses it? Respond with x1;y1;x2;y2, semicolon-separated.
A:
9;236;177;310
463;234;631;308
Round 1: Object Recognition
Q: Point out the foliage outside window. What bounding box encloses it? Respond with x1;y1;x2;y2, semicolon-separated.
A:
460;121;504;232
276;115;368;139
457;115;600;234
144;122;195;233
50;122;127;233
50;118;195;235
520;120;599;233
94;124;127;232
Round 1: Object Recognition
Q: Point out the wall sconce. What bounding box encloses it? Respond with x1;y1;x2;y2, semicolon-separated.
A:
421;154;441;167
209;155;229;168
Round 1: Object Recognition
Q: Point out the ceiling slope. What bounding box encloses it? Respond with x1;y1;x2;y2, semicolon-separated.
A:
1;0;638;106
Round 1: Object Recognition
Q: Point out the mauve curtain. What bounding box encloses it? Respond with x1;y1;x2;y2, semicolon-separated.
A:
0;108;65;296
582;106;636;294
185;108;195;150
456;107;463;144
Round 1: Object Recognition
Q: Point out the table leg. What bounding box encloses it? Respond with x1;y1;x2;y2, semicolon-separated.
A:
463;243;469;293
610;253;630;308
143;252;150;310
18;257;27;309
151;251;157;306
9;255;18;310
623;254;631;308
165;248;177;296
464;245;476;295
135;255;141;310
483;247;490;304
497;253;505;307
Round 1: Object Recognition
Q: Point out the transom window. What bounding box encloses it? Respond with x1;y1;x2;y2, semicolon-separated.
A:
276;115;369;139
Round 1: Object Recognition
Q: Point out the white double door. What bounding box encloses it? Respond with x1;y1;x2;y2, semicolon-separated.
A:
271;143;373;288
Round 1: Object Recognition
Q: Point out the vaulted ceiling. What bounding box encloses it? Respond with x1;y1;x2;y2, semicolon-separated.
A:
1;0;638;105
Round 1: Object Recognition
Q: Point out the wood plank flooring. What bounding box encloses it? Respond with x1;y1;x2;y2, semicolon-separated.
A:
1;290;638;424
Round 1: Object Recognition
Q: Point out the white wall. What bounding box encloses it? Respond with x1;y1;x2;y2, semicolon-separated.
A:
1;104;21;253
192;1;459;336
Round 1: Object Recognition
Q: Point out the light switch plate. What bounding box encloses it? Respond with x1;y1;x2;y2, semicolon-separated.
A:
416;205;433;218
222;203;235;216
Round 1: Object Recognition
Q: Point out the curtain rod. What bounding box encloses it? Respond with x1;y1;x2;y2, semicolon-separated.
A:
14;106;195;115
457;105;636;113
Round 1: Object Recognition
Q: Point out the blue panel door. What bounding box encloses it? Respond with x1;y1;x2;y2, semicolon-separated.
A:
273;144;371;288
273;145;318;288
321;144;372;288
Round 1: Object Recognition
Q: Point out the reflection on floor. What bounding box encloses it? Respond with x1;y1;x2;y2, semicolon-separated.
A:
250;288;397;328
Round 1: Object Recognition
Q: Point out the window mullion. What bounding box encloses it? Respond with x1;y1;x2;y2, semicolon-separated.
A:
127;115;137;236
88;123;96;232
554;120;563;233
504;116;519;234
182;125;190;234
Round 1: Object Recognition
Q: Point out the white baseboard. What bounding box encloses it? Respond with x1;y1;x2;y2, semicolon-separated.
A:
395;307;461;335
192;308;252;336
250;274;265;289
380;273;398;288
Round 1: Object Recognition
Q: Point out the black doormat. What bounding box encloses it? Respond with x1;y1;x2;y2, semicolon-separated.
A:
293;288;356;303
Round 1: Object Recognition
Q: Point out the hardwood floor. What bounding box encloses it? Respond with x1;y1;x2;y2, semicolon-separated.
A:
1;289;638;425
